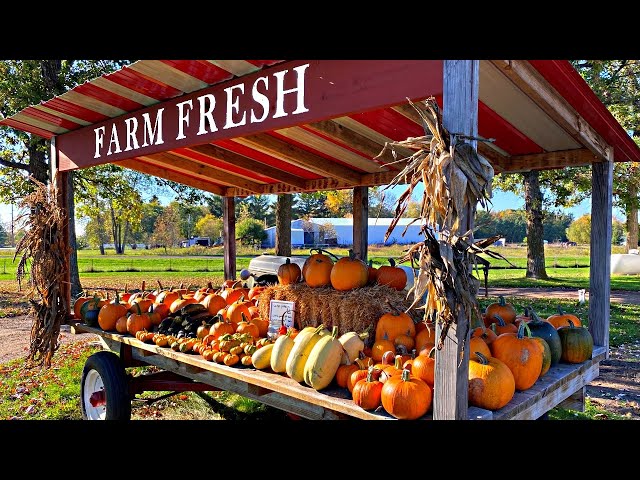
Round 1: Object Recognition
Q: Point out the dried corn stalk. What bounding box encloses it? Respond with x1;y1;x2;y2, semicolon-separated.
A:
378;97;502;351
13;178;70;368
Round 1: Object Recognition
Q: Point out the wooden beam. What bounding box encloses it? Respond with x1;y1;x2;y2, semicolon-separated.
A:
223;197;236;280
234;133;362;184
186;143;308;189
557;386;586;412
117;159;226;196
305;119;401;167
497;148;599;173
275;194;293;256
490;60;612;161
140;151;264;193
227;169;404;197
352;187;368;262
589;158;613;355
434;60;479;421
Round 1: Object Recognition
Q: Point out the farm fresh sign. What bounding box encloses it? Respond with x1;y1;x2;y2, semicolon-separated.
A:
93;64;310;159
54;60;442;171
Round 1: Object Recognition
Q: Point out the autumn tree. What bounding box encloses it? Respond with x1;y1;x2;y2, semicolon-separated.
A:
196;213;223;241
567;214;625;246
0;222;7;246
151;205;182;253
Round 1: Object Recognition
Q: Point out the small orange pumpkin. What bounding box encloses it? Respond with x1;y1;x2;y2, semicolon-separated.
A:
330;249;369;291
485;295;517;325
277;258;302;285
302;249;335;287
375;258;407;291
381;369;432;420
546;307;583;329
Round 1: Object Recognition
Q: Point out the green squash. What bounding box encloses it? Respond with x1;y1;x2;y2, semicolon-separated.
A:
558;320;593;364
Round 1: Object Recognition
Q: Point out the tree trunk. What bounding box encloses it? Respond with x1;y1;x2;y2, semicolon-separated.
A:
523;170;548;279
99;244;105;255
67;171;82;298
28;138;49;184
275;194;292;256
625;183;638;251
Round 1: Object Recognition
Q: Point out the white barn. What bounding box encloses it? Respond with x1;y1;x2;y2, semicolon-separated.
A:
261;218;423;248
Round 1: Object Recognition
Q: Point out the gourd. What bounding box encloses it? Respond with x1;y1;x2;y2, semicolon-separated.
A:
490;322;544;391
285;324;329;382
251;343;275;370
526;307;562;366
98;293;128;332
375;258;407;291
375;302;416;343
277;258;301;285
557;320;593;363
302;249;335;287
330;249;369;291
381;369;432;420
270;329;296;373
304;326;344;390
546;307;583;329
468;352;516;410
485;295;517;325
338;331;366;364
352;366;384;411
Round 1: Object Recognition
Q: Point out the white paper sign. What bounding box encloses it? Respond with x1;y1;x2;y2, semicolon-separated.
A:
268;300;296;337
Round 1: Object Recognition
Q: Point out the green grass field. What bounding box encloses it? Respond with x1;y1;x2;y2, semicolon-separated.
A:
2;243;638;291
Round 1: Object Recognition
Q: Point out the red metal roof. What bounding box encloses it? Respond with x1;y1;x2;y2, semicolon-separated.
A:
1;59;637;197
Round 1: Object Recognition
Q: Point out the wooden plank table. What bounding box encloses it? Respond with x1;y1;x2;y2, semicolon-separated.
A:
72;323;606;420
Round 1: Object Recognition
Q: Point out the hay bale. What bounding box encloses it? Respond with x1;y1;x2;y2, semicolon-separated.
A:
256;284;422;346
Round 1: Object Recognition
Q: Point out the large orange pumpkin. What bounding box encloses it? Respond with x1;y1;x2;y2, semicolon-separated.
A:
302;249;334;287
200;293;227;315
330;249;368;291
375;309;416;344
277;258;301;285
490;322;544;391
485;295;517;325
98;295;129;332
381;369;432;420
468;352;516;410
376;258;407;291
169;294;198;314
546;307;582;329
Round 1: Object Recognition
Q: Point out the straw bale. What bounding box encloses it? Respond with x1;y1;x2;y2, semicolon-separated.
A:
256;283;422;347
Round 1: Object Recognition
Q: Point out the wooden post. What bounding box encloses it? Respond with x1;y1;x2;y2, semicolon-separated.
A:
434;60;479;420
275;193;293;256
352;186;368;262
589;157;613;355
50;137;72;319
223;196;236;280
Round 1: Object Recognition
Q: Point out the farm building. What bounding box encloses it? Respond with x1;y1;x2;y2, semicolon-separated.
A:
261;217;423;248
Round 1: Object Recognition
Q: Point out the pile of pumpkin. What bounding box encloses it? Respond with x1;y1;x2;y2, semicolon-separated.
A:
73;280;272;340
279;248;407;291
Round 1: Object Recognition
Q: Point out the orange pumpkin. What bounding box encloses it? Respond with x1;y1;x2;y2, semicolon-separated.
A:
169;294;198;314
156;288;180;307
210;316;236;339
148;302;170;326
490;322;544;391
98;294;129;332
226;299;253;327
247;285;266;301
414;323;436;352
367;260;379;285
115;315;129;334
277;258;302;285
201;293;227;315
469;336;491;359
471;325;498;347
381;369;432;420
375;258;407;291
489;314;518;336
371;334;396;363
335;362;361;389
235;318;260;338
409;346;435;387
302;249;334;287
468;352;516;410
485;295;517;325
546;307;582;329
352;366;384;411
127;309;152;336
330;249;369;291
375;309;416;343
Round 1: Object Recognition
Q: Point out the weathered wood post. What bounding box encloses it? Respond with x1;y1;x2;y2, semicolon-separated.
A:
352;186;368;262
223;196;236;280
433;60;479;420
50;137;72;318
589;155;614;356
275;193;293;256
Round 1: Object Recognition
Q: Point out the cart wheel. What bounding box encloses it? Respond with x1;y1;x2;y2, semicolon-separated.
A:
81;351;131;420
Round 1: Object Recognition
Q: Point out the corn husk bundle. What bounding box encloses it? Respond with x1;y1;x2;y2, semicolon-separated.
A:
377;97;511;350
13;178;70;368
256;283;421;347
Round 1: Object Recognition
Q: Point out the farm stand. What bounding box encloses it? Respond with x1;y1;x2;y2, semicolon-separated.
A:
3;59;638;420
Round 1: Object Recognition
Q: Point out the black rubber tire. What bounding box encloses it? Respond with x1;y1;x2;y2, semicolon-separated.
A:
80;351;131;420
